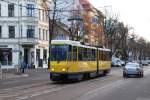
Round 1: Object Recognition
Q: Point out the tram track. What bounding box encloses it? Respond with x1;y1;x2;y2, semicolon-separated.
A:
0;67;124;100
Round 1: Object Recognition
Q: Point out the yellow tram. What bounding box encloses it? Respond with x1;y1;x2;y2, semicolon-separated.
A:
48;40;111;81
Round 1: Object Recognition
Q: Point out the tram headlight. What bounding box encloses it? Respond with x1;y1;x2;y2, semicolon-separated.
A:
51;68;55;71
62;68;66;72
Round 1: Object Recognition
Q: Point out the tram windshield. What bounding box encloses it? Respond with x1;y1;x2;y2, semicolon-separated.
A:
50;45;68;61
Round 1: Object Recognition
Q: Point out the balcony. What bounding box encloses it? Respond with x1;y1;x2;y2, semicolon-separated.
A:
0;16;38;23
0;37;48;46
20;37;39;45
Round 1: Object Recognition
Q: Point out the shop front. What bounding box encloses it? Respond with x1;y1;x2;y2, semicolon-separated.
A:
0;48;12;66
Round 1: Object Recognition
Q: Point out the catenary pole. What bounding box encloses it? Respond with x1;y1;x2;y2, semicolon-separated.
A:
48;0;57;69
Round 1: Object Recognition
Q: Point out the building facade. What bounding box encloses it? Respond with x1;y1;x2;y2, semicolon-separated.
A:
0;0;51;69
69;0;107;47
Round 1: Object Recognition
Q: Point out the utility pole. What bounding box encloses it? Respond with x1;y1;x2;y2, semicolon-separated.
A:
17;0;21;73
48;0;57;69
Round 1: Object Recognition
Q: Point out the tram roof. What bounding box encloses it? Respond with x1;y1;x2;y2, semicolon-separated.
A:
51;40;111;51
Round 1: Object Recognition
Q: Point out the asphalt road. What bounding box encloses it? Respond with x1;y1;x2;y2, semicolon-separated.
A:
0;69;49;89
0;66;150;100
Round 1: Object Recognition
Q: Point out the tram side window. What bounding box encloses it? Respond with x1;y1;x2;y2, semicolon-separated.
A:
68;45;72;61
109;52;111;60
99;51;103;61
80;48;96;61
86;49;90;61
91;49;96;61
103;51;111;61
83;48;88;61
73;46;77;61
106;51;111;61
86;49;96;61
78;47;83;61
103;51;106;61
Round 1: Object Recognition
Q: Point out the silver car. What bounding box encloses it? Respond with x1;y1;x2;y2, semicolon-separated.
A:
123;62;144;78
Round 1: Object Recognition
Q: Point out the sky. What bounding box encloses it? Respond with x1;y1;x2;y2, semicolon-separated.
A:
89;0;150;41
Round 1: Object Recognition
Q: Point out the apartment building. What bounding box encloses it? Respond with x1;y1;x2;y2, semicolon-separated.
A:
0;0;51;68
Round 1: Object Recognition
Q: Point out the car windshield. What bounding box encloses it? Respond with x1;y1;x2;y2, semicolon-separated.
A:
126;63;139;68
50;45;68;61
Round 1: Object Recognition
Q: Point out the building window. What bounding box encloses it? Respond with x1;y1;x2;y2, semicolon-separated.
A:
8;4;15;17
43;49;47;64
0;4;1;16
27;4;34;17
27;25;35;38
0;26;1;38
20;4;22;16
9;26;15;38
39;28;41;39
43;29;45;40
39;10;41;20
91;16;98;23
0;48;12;65
42;10;44;21
46;12;48;21
20;25;23;37
46;30;48;40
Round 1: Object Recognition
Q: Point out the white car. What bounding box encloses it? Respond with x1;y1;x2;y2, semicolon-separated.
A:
119;60;125;66
141;60;149;66
123;62;144;78
111;57;124;67
111;60;122;67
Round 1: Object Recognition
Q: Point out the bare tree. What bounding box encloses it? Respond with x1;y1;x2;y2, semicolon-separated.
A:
104;14;129;60
42;0;74;68
127;33;150;61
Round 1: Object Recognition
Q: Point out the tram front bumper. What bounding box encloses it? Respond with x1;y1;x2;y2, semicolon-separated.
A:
50;73;82;81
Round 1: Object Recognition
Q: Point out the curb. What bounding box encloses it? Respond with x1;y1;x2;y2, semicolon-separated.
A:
1;73;29;80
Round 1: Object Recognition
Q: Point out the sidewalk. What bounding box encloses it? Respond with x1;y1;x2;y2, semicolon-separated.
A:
1;73;28;79
0;68;48;80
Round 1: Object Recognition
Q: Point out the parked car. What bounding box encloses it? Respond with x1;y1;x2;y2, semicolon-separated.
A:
141;60;149;66
123;62;144;78
111;60;122;67
111;57;124;67
119;60;125;66
145;60;150;64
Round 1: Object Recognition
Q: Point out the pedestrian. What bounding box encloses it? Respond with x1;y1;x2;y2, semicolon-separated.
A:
21;61;25;73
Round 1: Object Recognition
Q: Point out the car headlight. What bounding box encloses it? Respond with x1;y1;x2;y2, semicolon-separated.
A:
136;68;141;72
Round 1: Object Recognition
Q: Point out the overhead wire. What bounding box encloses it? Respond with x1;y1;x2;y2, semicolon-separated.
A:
0;0;86;12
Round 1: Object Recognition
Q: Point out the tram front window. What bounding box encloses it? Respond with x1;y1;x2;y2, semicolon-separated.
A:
51;45;68;61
